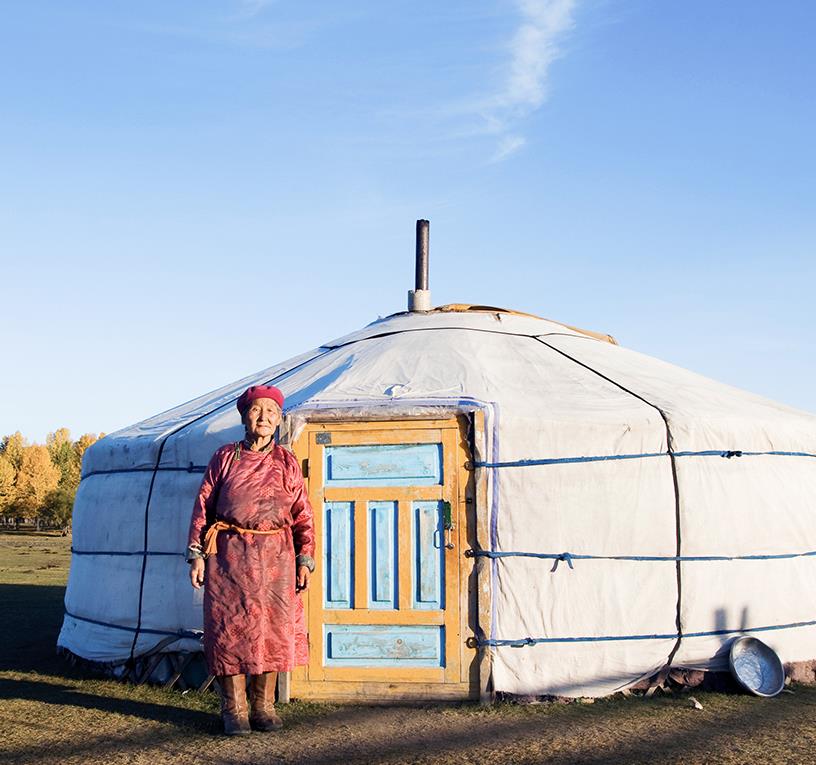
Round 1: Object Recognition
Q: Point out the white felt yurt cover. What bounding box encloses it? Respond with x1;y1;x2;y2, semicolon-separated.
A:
58;308;816;697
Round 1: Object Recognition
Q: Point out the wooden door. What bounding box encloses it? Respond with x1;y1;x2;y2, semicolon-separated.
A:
290;418;475;701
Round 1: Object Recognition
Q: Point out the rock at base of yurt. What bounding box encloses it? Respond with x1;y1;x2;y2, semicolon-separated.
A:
628;669;739;694
785;660;816;685
668;669;706;688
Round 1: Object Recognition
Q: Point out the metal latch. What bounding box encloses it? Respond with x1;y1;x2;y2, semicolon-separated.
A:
442;500;455;550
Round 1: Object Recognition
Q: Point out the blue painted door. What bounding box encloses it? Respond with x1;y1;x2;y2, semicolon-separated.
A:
301;421;467;690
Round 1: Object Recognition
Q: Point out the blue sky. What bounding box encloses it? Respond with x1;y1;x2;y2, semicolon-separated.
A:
1;0;814;442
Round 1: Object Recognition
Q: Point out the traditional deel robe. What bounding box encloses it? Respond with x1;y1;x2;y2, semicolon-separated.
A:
188;442;315;676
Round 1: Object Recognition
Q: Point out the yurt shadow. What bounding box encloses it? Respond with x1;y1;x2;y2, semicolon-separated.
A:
710;605;751;665
0;675;216;730
1;583;68;673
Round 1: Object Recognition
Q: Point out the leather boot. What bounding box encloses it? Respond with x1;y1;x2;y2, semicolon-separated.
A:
218;674;251;736
249;672;284;731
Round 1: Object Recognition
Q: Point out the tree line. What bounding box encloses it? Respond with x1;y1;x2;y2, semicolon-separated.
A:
0;429;103;531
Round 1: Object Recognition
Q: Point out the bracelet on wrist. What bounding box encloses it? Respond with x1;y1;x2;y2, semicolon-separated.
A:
296;554;315;572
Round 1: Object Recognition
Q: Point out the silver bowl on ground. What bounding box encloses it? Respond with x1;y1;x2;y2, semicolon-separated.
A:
728;636;785;697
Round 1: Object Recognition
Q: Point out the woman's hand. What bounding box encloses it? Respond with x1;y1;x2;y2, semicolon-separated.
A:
190;558;205;589
296;565;311;592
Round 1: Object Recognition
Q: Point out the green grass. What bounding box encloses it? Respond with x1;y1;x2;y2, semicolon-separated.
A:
1;531;815;764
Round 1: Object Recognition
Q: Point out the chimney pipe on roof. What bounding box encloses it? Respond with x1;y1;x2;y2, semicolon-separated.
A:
408;219;431;311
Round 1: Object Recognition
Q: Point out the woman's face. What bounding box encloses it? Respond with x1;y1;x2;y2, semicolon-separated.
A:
243;398;282;439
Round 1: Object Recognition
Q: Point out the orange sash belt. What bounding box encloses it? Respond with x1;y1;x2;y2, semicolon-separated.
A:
203;520;285;557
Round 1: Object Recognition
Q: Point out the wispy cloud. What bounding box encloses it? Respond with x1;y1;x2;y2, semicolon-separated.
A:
492;134;527;162
235;0;279;19
131;1;331;51
484;0;578;161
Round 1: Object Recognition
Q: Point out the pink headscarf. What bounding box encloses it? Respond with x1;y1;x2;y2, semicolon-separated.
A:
236;385;284;416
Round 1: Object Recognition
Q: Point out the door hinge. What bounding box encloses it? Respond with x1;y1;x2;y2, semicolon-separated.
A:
301;458;309;478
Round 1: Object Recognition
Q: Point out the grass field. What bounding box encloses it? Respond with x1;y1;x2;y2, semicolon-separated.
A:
1;532;815;764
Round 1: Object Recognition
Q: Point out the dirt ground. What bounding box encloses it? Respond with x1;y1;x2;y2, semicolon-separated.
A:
2;532;815;765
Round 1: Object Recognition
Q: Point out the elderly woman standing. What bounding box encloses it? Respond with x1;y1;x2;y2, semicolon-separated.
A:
187;385;315;736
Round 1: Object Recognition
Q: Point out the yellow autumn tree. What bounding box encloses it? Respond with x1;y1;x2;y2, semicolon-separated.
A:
1;431;27;471
14;445;61;525
74;433;102;472
42;431;103;530
0;430;104;529
45;429;103;490
47;428;81;492
0;455;15;517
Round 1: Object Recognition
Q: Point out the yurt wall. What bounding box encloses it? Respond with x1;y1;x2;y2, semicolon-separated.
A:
58;309;816;699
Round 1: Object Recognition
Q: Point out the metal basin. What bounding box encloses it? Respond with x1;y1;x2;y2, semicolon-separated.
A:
729;636;785;697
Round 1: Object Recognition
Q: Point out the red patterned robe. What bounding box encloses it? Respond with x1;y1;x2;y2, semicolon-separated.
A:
188;442;315;676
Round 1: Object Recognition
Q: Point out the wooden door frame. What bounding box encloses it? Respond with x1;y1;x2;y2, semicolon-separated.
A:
286;414;480;702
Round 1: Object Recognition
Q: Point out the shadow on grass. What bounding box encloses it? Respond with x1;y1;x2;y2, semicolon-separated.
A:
0;581;219;735
0;584;68;673
2;578;813;764
0;676;218;732
256;692;814;765
2;683;813;765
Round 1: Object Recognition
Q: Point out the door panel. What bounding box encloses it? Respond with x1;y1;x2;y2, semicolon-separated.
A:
368;501;398;609
323;501;353;610
324;443;443;487
323;624;443;667
298;419;469;690
412;500;444;610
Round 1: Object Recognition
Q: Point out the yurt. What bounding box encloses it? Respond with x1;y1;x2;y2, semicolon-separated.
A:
59;229;816;700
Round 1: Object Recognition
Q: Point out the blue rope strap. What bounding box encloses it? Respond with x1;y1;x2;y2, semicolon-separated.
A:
83;453;815;480
64;609;202;640
71;549;182;557
473;449;816;469
469;549;816;564
550;552;574;571
82;463;207;480
480;618;816;647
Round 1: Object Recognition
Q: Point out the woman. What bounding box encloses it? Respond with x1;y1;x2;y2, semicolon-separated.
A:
187;384;315;736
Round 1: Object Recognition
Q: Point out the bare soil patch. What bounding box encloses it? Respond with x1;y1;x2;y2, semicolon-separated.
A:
1;532;815;764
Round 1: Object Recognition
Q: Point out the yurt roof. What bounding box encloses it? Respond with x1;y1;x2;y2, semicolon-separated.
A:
84;305;815;478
